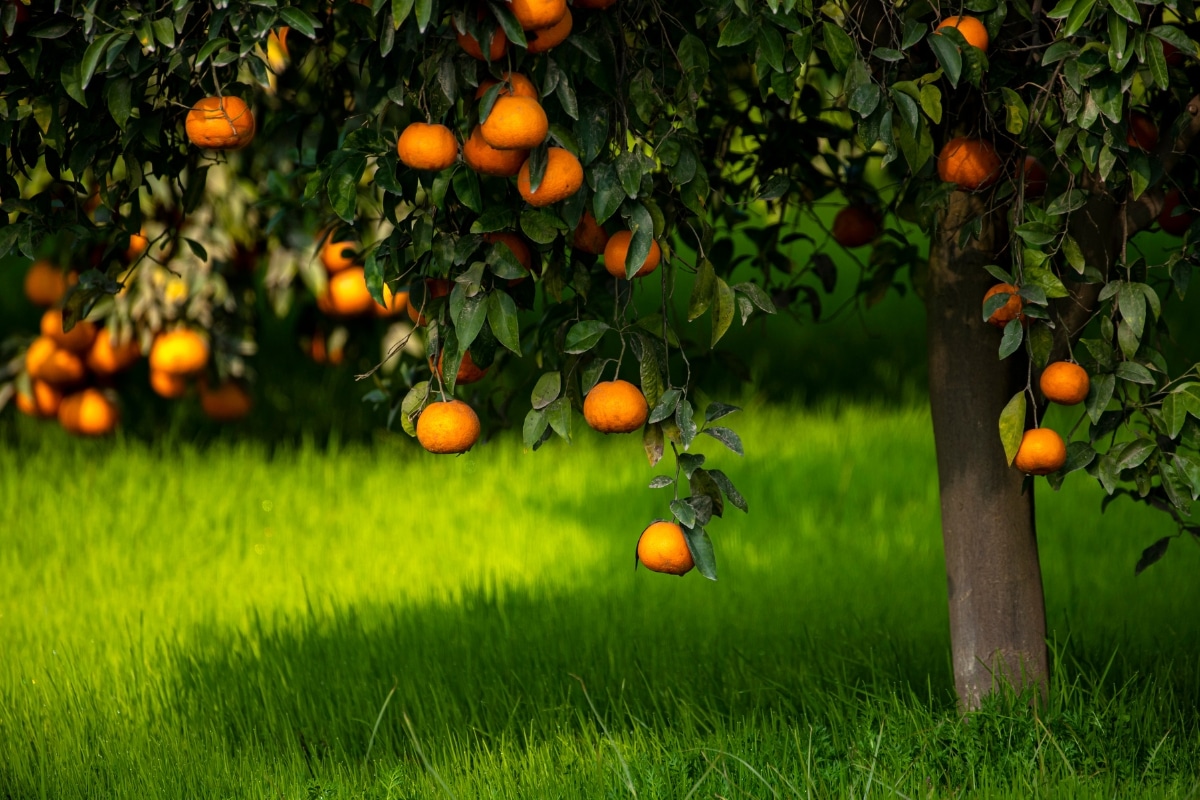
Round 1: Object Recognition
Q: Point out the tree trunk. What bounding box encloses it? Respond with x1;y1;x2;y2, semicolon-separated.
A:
926;191;1049;709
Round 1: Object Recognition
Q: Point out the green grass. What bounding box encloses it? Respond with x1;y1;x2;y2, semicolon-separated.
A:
2;404;1199;799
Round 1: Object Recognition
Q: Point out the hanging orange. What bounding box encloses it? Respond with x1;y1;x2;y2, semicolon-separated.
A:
603;231;662;279
480;96;549;150
185;96;256;150
938;137;1001;191
463;126;529;177
517;147;584;206
397;122;459;171
526;10;572;54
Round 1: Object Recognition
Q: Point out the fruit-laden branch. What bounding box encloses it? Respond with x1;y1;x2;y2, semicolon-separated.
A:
1053;94;1200;358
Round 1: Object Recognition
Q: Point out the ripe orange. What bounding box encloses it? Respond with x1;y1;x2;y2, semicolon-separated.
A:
583;379;648;433
185;96;256;150
58;388;120;436
431;349;489;385
150;368;189;398
416;399;482;454
320;234;357;273
475;72;538;100
983;283;1024;328
480;96;549;150
1127;112;1158;151
1020;155;1048;198
24;337;58;379
33;347;87;387
1158;189;1194;236
517;147;584;206
149;328;209;375
15;380;62;419
318;266;376;317
457;21;507;60
267;27;290;73
309;330;345;366
41;309;97;354
484;232;534;272
126;229;149;262
1013;428;1067;475
24;260;69;307
406;278;453;325
831;206;880;248
397;122;459;171
200;380;253;421
603;231;662;278
526;9;572;53
463;126;529;177
1040;361;1090;406
86;327;141;375
572;211;609;254
637;521;694;576
938;137;1001;191
509;0;566;30
935;15;989;52
375;284;409;317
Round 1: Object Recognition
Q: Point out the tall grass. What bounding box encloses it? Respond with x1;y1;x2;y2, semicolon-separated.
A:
1;404;1198;798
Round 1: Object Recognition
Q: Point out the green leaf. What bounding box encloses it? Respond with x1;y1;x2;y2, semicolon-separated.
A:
523;408;549;450
690;469;725;519
648;388;680;425
1028;323;1053;369
1134;535;1171;576
919;84;942;124
998;318;1024;360
279;7;321;37
1163;392;1188;439
718;15;756;48
671;498;697;529
105;77;131;129
531;372;561;410
758;25;785;72
471;206;515;234
399;381;431;437
415;0;433;32
1063;0;1098;36
1062;235;1086;274
564;320;609;353
591;165;624;224
999;391;1027;465
545;396;572;442
487;290;521;354
1086;373;1115;424
701;426;744;456
1108;0;1139;22
1000;88;1028;135
80;32;116;89
649;475;675;489
1114;437;1156;471
822;22;856;73
711;277;735;347
1115;362;1154;385
688;258;716;321
928;31;962;88
643;422;664;467
682;526;717;581
455;293;489;352
520;208;565;245
709;469;748;512
1024;264;1069;299
328;155;367;223
676;399;698;450
451;168;482;213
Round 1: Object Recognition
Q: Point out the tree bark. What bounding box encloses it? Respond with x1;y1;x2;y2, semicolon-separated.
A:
926;191;1049;709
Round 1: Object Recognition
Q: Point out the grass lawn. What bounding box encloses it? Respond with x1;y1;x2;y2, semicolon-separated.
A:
1;403;1198;799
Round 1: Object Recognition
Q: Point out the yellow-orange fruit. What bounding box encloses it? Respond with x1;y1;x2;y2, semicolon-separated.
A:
463;126;529;177
637;521;694;576
509;0;566;29
935;15;989;53
431;349;489;385
480;96;549;150
35;349;86;387
24;260;69;307
320;235;357;273
1040;361;1090;406
318;266;376;317
15;380;63;419
457;24;507;60
983;283;1024;328
475;73;538;100
831;206;880;248
1013;428;1067;475
526;9;572;53
126;229;149;262
25;337;58;379
41;309;97;354
583;379;648;433
149;329;209;375
572;211;610;254
86;328;141;375
200;380;253;421
397;122;459;171
603;231;662;279
937;137;1001;191
416;399;481;454
150;368;189;398
58;388;120;436
517;147;584;206
185;96;256;150
374;284;409;317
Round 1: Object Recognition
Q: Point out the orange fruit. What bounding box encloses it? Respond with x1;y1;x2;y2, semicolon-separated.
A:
406;278;453;325
397;122;458;170
24;337;58;379
509;0;566;29
266;27;289;73
320;234;357;273
416;399;482;454
1040;361;1090;406
637;521;694;575
375;284;409;317
583;379;648;433
517;147;584;206
463;126;529;177
58;388;119;436
484;232;534;272
603;231;662;279
1127;112;1158;151
185;96;256;150
24;260;69;307
200;380;253;421
15;380;63;419
526;9;572;53
983;283;1024;328
831;206;880;248
41;309;98;354
1013;428;1067;475
126;229;149;262
309;330;345;366
572;211;609;254
1021;155;1048;198
431;349;489;385
938;137;1001;191
480;96;549;150
318;266;376;317
1158;189;1194;236
86;327;141;375
149;328;210;375
150;368;189;398
457;18;507;60
474;72;538;100
33;347;87;388
935;15;989;52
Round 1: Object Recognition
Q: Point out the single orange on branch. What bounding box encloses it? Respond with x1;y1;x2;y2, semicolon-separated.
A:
1013;428;1067;475
431;349;490;385
572;211;610;254
320;234;358;273
583;379;649;433
636;521;694;576
185;96;256;150
517;147;584;206
463;126;529;177
24;260;69;307
603;230;661;279
526;9;572;54
1040;361;1090;406
397;122;459;171
318;266;376;317
41;309;98;354
938;137;1001;191
508;0;567;30
983;283;1024;328
480;96;549;150
200;380;254;422
86;327;141;375
935;15;989;53
149;328;210;375
58;388;120;437
416;399;481;454
475;72;538;100
831;206;880;248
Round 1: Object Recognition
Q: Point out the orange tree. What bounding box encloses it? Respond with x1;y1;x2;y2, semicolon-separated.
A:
3;0;1200;709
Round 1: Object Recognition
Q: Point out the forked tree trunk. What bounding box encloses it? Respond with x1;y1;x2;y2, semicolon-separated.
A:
926;191;1049;709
